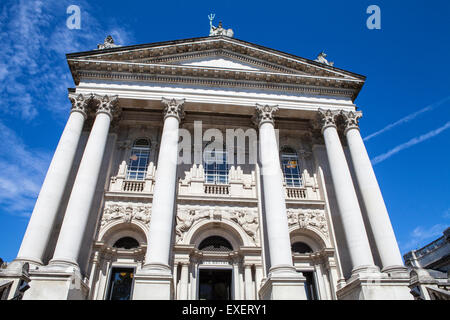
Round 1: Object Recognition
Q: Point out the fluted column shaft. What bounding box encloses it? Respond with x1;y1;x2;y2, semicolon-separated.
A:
318;109;375;272
342;111;404;271
16;94;90;265
51;95;119;267
178;263;189;300
244;264;254;299
144;98;185;271
255;104;295;274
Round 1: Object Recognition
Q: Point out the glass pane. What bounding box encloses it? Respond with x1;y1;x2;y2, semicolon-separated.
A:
282;152;302;187
127;143;150;181
203;149;229;184
107;268;134;300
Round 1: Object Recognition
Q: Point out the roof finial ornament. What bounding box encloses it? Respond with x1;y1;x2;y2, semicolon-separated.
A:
97;35;120;50
208;13;234;37
315;51;334;66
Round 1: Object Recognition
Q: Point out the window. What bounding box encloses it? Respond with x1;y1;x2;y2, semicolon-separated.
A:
204;149;229;184
281;147;302;187
199;236;233;252
106;267;135;300
127;139;150;180
113;237;140;249
291;241;313;254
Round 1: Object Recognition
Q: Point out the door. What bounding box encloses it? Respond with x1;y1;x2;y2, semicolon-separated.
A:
106;267;135;300
198;269;232;300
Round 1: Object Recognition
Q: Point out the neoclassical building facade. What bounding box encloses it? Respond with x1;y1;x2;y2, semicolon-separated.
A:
0;32;413;300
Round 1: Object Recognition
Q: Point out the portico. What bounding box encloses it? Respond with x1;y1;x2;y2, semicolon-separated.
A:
0;32;412;300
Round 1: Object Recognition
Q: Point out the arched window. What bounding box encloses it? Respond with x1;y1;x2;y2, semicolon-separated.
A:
199;236;233;252
281;147;302;187
127;139;150;180
291;241;313;254
113;237;140;249
204;147;229;184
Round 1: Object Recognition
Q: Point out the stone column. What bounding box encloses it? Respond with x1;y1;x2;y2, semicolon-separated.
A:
244;264;254;300
143;98;184;270
133;98;184;300
232;258;241;299
255;104;306;300
14;94;91;266
341;111;406;273
317;109;377;275
178;263;189;300
50;95;119;267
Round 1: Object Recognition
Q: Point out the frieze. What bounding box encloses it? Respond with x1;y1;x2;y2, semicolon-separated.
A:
175;205;259;245
101;202;151;227
287;208;328;237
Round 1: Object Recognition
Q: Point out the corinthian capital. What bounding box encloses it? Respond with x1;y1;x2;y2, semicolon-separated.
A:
68;93;92;118
254;103;279;127
162;97;185;121
341;110;362;134
92;94;120;119
317;108;339;132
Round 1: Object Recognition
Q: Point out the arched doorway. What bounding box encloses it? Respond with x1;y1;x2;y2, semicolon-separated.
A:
290;230;338;300
197;236;233;300
88;223;146;300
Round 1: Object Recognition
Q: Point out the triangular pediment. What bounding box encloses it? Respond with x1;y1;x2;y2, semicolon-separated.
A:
177;56;269;71
67;36;365;100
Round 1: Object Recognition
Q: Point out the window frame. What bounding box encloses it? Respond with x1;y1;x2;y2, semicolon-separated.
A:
281;147;302;188
126;138;151;181
203;148;229;185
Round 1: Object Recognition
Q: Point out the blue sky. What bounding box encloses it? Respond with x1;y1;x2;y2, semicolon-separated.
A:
0;0;449;262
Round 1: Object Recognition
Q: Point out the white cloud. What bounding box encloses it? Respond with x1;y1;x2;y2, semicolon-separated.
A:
0;121;51;217
371;121;450;165
364;96;450;142
0;0;135;217
400;223;449;252
0;0;134;121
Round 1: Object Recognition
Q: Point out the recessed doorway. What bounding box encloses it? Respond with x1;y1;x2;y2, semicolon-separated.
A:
198;269;232;300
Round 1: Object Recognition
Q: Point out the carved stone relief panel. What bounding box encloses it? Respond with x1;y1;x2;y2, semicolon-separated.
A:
175;205;259;246
101;201;152;228
286;208;329;238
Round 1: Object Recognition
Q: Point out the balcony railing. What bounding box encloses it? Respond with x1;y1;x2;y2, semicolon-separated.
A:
122;180;145;192
285;187;307;199
204;184;230;195
108;163;320;201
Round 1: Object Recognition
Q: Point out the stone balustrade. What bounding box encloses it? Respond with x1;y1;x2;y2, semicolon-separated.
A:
108;162;320;201
109;161;155;193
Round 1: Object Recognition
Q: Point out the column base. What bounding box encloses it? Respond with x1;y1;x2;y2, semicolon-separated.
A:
258;265;307;300
336;267;413;300
132;263;173;300
8;257;43;269
382;265;409;276
22;264;89;300
0;260;31;300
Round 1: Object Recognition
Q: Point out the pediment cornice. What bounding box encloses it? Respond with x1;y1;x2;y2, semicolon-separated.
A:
67;36;365;100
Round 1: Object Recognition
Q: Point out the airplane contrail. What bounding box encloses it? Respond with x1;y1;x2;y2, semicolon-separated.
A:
371;121;450;165
364;96;450;141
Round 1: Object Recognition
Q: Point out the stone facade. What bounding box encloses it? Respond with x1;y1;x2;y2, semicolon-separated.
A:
0;34;413;300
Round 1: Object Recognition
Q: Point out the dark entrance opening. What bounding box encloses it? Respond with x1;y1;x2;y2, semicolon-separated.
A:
303;271;318;300
106;267;135;300
198;269;232;300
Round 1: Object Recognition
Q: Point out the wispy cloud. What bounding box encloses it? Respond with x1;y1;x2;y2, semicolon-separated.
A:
0;121;51;217
364;96;450;142
0;0;135;217
400;223;449;252
371;121;450;165
0;0;134;121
